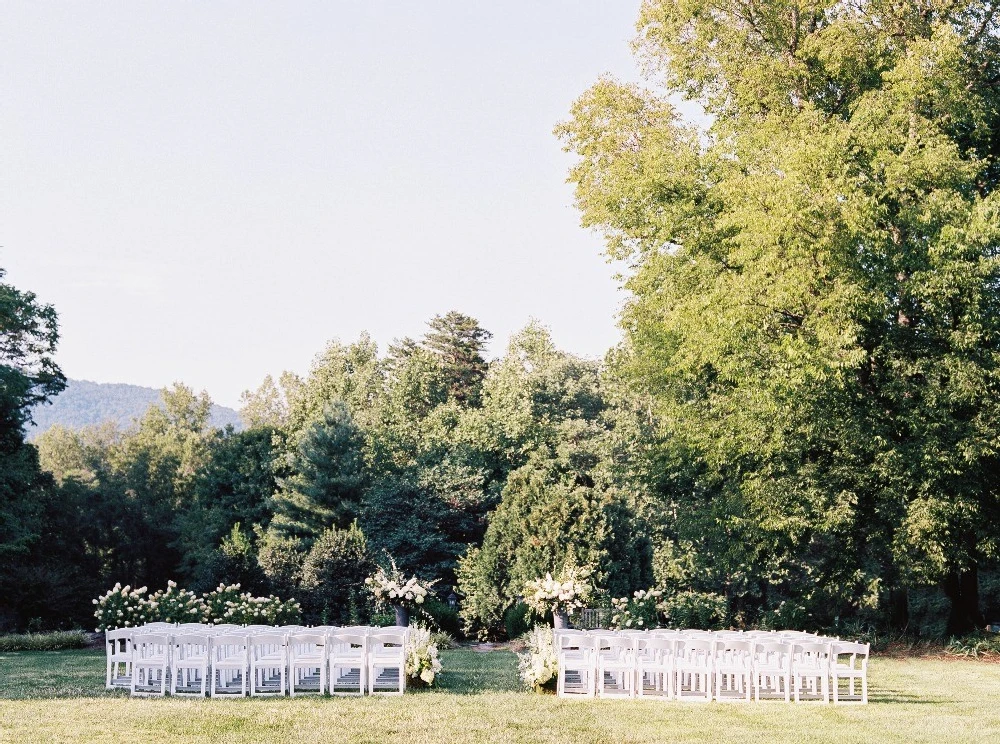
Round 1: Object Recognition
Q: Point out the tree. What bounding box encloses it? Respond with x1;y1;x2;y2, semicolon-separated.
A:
558;0;1000;633
422;312;492;406
270;402;367;544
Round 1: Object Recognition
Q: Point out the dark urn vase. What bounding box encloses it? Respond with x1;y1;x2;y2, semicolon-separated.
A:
394;604;410;627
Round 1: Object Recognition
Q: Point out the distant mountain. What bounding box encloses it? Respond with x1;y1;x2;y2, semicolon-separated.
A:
27;379;242;439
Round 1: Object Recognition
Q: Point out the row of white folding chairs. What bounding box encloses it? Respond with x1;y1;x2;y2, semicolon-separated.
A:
107;625;411;697
554;631;868;704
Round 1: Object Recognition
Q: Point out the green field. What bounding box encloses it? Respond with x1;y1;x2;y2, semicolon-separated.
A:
1;648;998;743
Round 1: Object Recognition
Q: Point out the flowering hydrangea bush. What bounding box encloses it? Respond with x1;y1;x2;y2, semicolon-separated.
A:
517;626;558;691
94;581;302;629
609;589;664;630
145;581;207;623
524;565;593;617
404;626;443;686
365;559;437;610
93;583;150;631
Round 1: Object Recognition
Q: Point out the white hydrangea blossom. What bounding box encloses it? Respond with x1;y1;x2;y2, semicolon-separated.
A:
517;626;558;690
365;558;438;611
523;565;593;617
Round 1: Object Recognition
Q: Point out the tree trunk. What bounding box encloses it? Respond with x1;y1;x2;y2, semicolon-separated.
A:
943;565;985;636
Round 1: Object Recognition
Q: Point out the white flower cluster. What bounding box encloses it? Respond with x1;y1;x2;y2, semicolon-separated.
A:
202;583;302;625
523;565;593;617
404;626;443;686
365;560;437;610
93;581;302;630
93;583;149;631
517;625;558;691
610;588;664;630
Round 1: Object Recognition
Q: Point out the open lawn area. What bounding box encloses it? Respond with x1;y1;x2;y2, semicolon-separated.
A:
0;649;998;743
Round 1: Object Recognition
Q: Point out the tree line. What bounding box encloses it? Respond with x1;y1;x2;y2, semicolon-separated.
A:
3;0;999;638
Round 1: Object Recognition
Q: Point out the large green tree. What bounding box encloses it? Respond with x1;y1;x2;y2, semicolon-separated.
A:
559;0;1000;633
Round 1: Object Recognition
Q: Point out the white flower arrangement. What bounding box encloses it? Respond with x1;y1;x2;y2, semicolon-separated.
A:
523;564;593;617
517;625;558;691
365;559;438;611
404;626;443;686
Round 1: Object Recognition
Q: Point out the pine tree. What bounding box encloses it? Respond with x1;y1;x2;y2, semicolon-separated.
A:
422;311;492;406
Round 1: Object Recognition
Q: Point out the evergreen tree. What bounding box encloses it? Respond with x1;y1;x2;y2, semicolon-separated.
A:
422;311;492;405
270;402;367;544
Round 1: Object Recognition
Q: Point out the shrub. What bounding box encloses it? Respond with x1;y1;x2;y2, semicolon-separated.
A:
610;589;663;630
503;602;531;640
660;590;727;629
202;583;301;625
93;583;150;631
0;630;88;652
145;581;207;624
299;523;374;625
419;598;462;637
946;633;1000;658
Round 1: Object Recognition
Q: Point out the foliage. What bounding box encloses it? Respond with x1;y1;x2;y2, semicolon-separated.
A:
299;522;374;625
945;633;1000;659
659;590;728;630
270;402;366;543
517;626;558;691
558;0;1000;636
503;603;532;640
405;626;443;686
610;589;663;630
143;581;206;624
0;630;87;652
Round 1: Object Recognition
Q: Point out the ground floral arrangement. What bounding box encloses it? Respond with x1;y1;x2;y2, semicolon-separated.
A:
365;560;437;610
93;582;301;630
518;626;558;691
405;626;443;686
523;564;593;619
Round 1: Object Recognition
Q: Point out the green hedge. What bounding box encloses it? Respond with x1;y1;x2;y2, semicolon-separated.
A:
0;630;88;652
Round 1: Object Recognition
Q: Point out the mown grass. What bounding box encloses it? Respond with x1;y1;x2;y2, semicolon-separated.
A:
0;648;998;743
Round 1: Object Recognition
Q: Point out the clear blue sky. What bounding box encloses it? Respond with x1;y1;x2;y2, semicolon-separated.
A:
2;1;645;407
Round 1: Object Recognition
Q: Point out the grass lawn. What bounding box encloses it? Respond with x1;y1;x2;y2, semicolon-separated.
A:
1;648;999;743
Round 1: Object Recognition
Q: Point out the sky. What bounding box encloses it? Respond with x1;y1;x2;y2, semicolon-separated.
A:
2;1;647;408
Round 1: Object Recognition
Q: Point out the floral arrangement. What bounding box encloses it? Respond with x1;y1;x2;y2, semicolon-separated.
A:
93;583;150;631
202;583;302;625
517;625;558;691
609;588;664;630
94;581;301;630
365;559;437;610
404;626;443;686
523;564;593;618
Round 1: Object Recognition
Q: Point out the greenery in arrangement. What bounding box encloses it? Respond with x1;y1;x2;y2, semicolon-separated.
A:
3;0;1000;650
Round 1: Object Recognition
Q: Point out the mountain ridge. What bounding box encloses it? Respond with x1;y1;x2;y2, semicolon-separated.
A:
28;378;242;439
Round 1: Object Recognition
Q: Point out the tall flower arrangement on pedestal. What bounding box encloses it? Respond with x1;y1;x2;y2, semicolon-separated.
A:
365;558;438;626
524;564;593;627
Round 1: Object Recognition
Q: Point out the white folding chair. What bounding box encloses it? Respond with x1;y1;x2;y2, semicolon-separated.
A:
674;639;714;702
636;636;675;699
713;639;753;702
211;633;249;697
329;632;368;695
792;642;831;703
131;633;170;697
368;630;406;695
288;632;327;697
250;633;288;696
556;634;598;698
171;634;211;697
596;635;636;698
753;641;793;702
105;628;133;689
831;641;869;704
